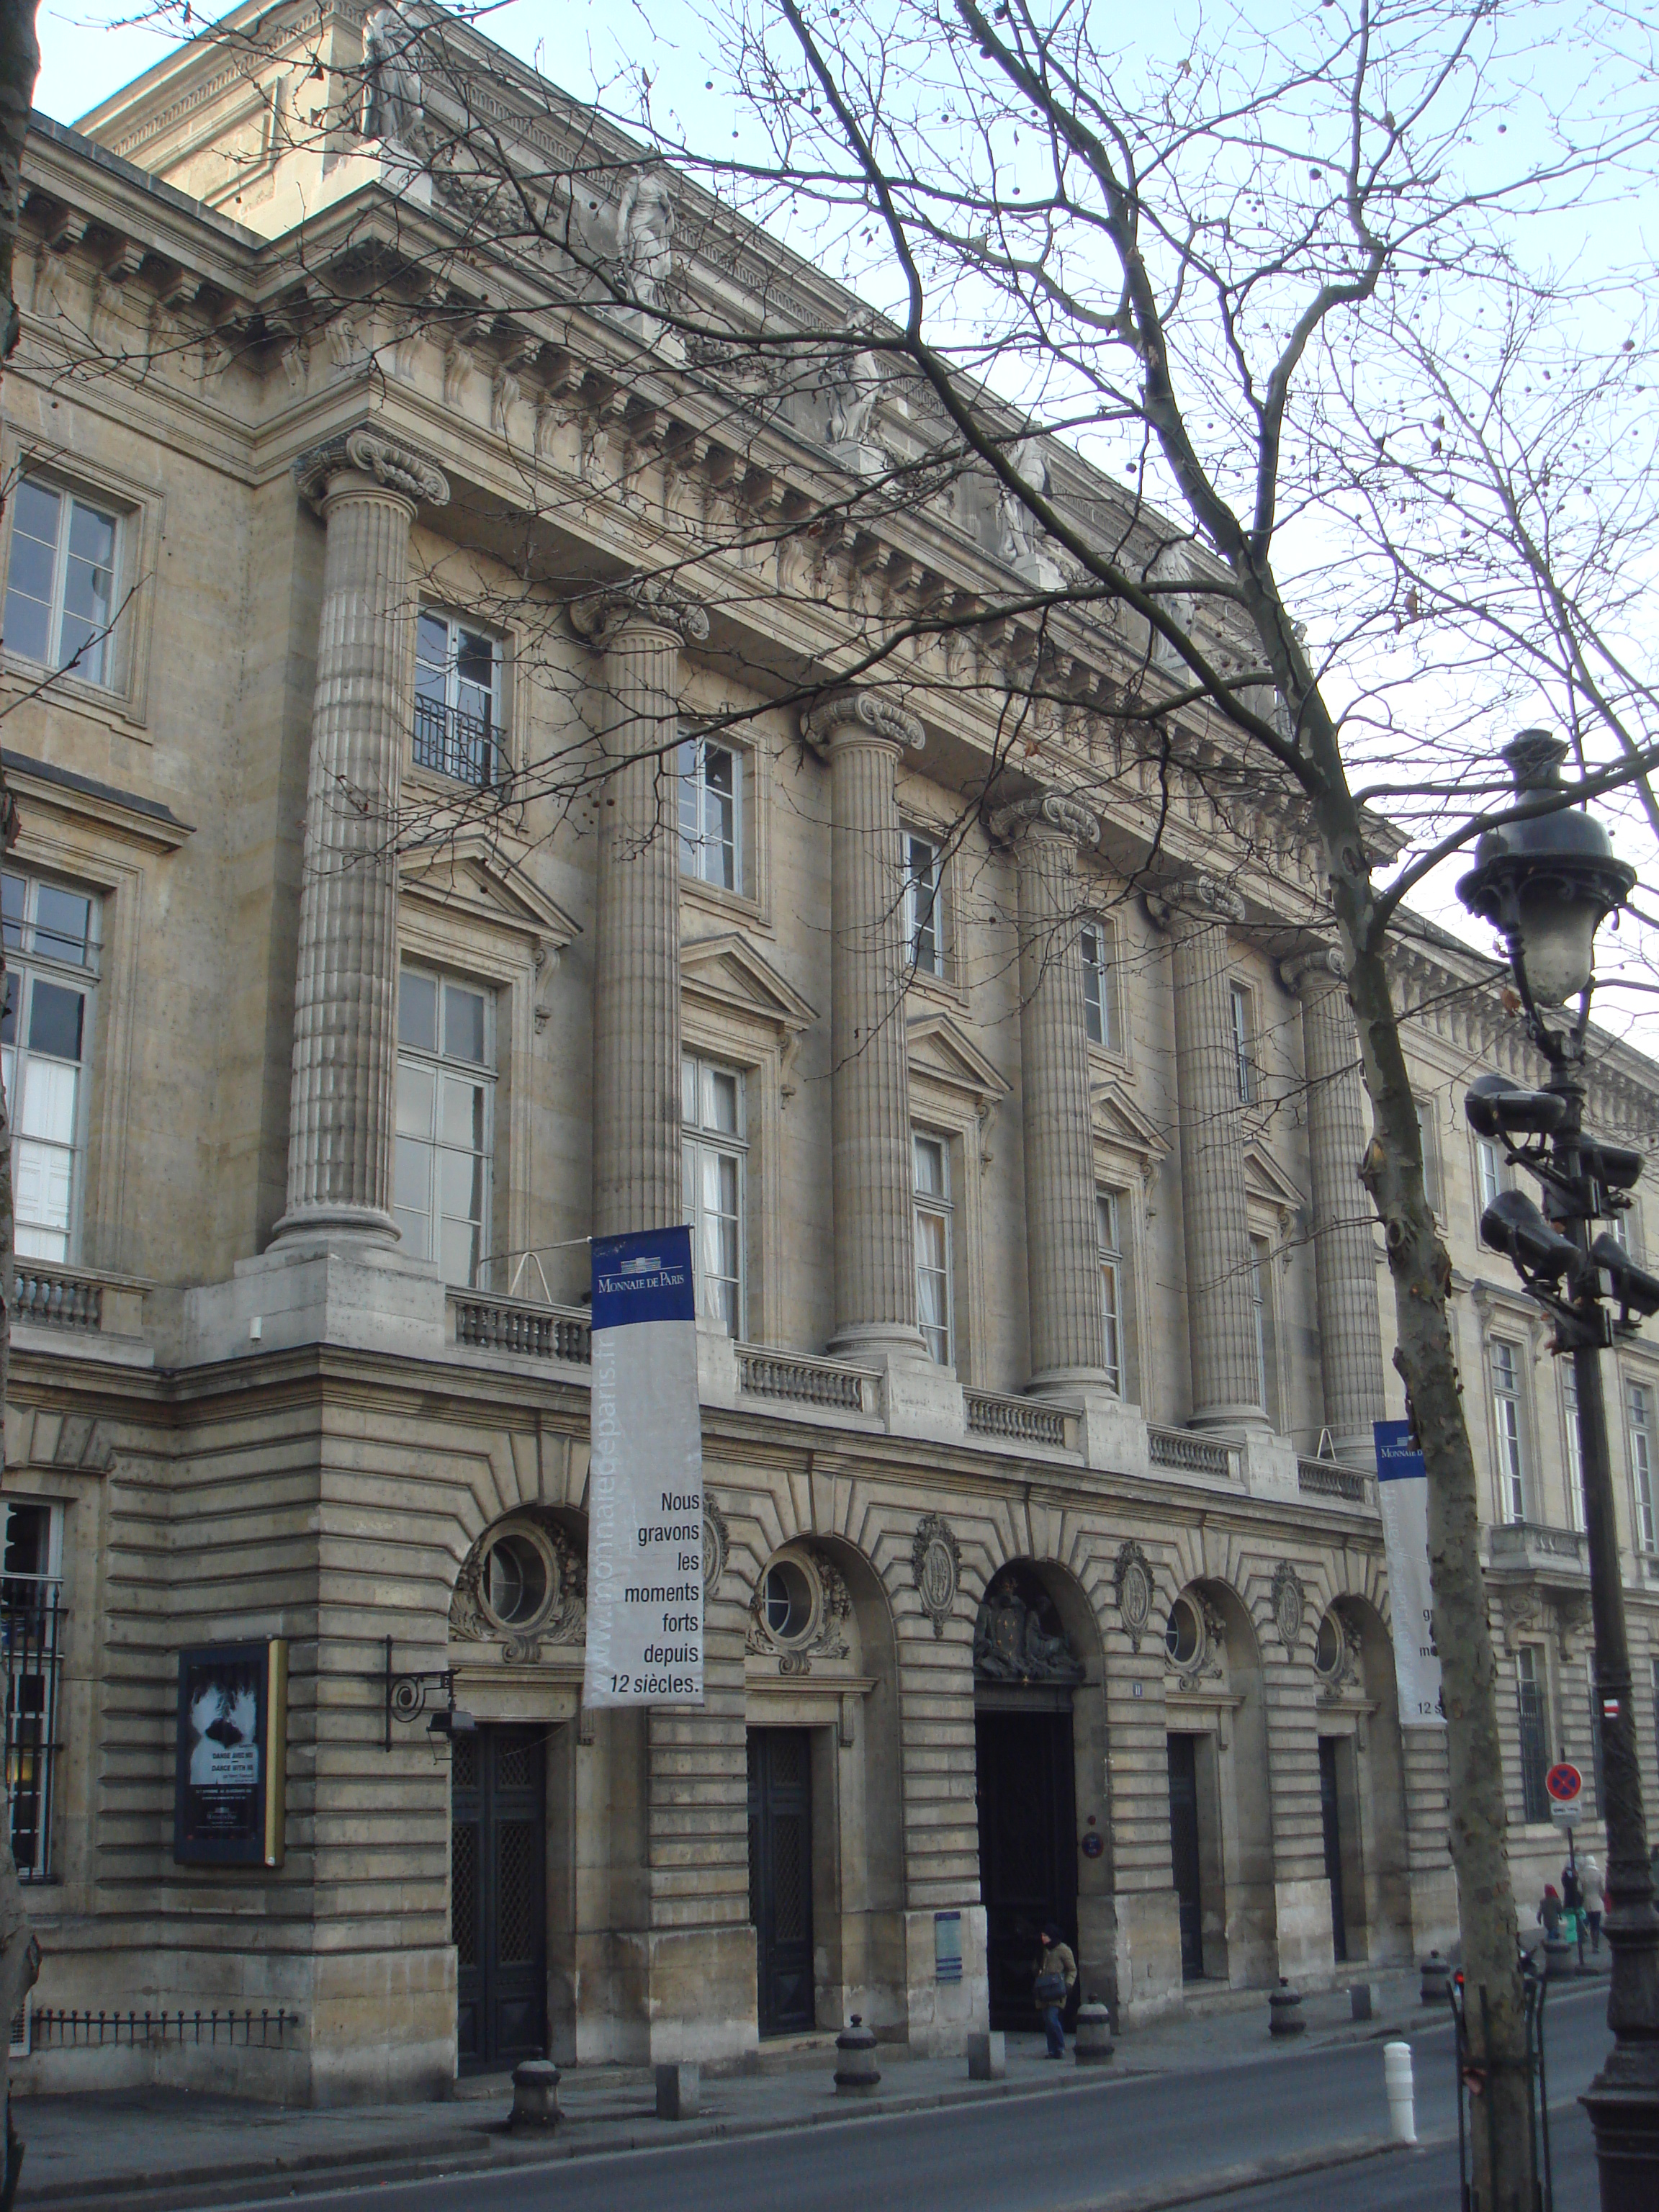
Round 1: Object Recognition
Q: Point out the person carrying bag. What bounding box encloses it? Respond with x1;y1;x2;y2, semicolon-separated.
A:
1034;1923;1076;2059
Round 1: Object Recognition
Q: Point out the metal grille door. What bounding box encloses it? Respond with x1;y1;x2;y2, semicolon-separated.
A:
976;1707;1079;2028
747;1729;814;2037
452;1727;547;2071
1318;1737;1349;1964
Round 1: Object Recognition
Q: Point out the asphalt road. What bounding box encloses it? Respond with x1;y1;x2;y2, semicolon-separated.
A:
219;1984;1612;2212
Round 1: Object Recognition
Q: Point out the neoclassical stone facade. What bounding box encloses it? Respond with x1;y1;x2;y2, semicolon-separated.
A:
0;6;1653;2105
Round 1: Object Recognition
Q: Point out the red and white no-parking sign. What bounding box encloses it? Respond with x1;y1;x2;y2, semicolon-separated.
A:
1546;1762;1583;1804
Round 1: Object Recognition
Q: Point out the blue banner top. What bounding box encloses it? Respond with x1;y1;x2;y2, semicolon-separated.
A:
591;1225;696;1331
1374;1419;1428;1483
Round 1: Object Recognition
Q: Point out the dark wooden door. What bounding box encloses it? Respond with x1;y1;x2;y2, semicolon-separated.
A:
976;1707;1078;2031
1319;1736;1349;1965
747;1728;814;2037
452;1726;547;2072
1166;1733;1204;1981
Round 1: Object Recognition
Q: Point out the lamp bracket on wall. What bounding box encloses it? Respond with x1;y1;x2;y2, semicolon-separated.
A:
381;1638;473;1751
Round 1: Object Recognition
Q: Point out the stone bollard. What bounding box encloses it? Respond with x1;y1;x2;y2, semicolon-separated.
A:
1268;1979;1305;2037
1383;2041;1417;2146
1419;1950;1451;2007
1073;2001;1115;2064
655;2062;700;2120
1544;1935;1572;1981
834;2014;881;2095
966;2030;1006;2082
510;2058;561;2128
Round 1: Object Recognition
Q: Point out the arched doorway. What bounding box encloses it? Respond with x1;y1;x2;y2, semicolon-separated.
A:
1162;1579;1276;1987
972;1562;1099;2030
1313;1593;1412;1965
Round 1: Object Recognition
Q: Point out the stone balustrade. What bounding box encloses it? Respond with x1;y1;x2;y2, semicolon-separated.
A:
448;1293;592;1364
14;1264;147;1341
963;1388;1072;1449
736;1347;877;1415
1296;1457;1375;1506
1147;1424;1239;1481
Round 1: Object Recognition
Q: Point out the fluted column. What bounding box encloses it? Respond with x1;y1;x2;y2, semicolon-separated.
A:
574;583;710;1238
1283;948;1387;1461
1151;878;1266;1429
994;792;1110;1391
274;429;450;1246
804;691;928;1360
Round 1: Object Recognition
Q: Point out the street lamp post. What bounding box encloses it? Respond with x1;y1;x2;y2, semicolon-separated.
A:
1458;729;1659;2208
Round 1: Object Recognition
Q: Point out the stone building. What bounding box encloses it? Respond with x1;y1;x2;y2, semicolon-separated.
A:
0;1;1654;2104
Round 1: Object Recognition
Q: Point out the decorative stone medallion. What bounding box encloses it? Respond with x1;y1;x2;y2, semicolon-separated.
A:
1271;1560;1306;1651
1113;1539;1154;1653
912;1513;960;1639
449;1510;586;1660
703;1498;729;1599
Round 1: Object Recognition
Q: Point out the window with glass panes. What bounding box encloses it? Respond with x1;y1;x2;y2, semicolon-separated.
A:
1081;922;1118;1051
1415;1100;1443;1214
1476;1137;1507;1238
0;1498;62;1881
1491;1338;1528;1523
1629;1379;1657;1552
1516;1646;1550;1822
678;737;740;892
413;611;502;786
1;873;98;1262
1230;983;1256;1102
683;1054;745;1335
394;968;493;1285
1563;1370;1586;1529
913;1133;953;1364
3;477;118;686
1097;1191;1125;1395
1249;1234;1277;1421
904;833;945;976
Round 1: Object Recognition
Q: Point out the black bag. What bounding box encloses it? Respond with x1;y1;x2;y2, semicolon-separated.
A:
1034;1971;1066;2006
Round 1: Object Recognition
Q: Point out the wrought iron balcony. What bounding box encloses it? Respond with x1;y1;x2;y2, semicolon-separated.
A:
413;696;504;789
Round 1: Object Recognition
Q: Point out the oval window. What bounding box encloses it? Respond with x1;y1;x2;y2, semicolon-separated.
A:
1315;1611;1343;1678
1165;1596;1200;1668
764;1560;814;1642
487;1532;549;1627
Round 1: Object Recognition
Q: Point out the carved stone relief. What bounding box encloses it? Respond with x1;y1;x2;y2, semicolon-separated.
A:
973;1568;1085;1685
1113;1539;1154;1653
912;1513;961;1639
747;1545;853;1676
449;1509;586;1661
703;1498;729;1599
1271;1560;1306;1651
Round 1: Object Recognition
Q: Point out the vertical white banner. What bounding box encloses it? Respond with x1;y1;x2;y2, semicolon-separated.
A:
583;1226;704;1708
1374;1420;1445;1727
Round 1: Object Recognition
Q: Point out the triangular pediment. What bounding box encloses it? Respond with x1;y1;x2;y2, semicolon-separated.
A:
907;1011;1010;1107
1090;1079;1169;1163
681;932;816;1035
1245;1143;1306;1215
400;835;581;950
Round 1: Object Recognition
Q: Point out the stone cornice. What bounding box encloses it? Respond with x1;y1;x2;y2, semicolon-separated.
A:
989;791;1100;852
801;689;926;757
567;577;711;651
293;426;450;513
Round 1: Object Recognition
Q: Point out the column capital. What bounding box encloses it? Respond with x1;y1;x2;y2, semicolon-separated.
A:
293;426;451;514
990;790;1100;853
801;687;925;757
1279;945;1350;998
570;577;711;652
1145;874;1248;932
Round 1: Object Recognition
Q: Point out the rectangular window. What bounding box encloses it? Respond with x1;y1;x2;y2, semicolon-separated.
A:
1;871;99;1264
1563;1370;1586;1530
1631;1380;1657;1552
904;832;945;978
1516;1647;1550;1824
1415;1100;1443;1215
1249;1233;1278;1424
413;611;503;787
1097;1190;1124;1397
1081;922;1119;1052
683;1053;746;1336
0;1498;63;1882
1491;1338;1528;1524
4;477;119;687
1230;982;1255;1104
678;737;741;893
913;1131;953;1366
394;966;493;1286
1476;1137;1507;1238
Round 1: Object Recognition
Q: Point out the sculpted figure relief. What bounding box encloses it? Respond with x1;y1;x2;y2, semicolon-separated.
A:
996;436;1051;570
973;1571;1085;1684
362;0;425;151
616;168;676;310
825;345;883;451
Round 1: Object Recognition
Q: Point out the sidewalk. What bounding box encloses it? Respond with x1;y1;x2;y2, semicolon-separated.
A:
6;1964;1580;2212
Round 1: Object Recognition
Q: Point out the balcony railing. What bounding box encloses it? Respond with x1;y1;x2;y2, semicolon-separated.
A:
413;696;504;789
1297;1458;1373;1506
1489;1521;1588;1573
1147;1426;1238;1481
449;1292;591;1364
964;1389;1071;1449
16;1266;101;1332
737;1347;876;1415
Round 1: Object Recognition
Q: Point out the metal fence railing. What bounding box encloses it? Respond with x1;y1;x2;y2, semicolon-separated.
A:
2;1596;63;1883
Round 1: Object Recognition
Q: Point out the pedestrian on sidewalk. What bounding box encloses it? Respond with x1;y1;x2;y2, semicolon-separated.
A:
1035;1923;1076;2059
1537;1884;1564;1941
1580;1856;1606;1954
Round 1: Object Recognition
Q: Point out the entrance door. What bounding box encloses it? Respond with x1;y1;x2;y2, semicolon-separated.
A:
747;1729;814;2037
1166;1733;1204;1981
976;1705;1078;2030
1319;1736;1349;1964
452;1727;548;2071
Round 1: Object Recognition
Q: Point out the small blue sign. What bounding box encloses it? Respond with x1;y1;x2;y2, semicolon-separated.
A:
1374;1419;1427;1484
591;1225;696;1331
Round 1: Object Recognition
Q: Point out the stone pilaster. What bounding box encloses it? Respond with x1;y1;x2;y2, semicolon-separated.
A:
573;583;710;1239
1282;950;1387;1462
803;691;929;1362
992;793;1110;1391
1150;878;1265;1429
274;429;450;1246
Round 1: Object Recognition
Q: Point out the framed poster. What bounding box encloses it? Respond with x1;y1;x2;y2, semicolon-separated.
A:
174;1640;287;1867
